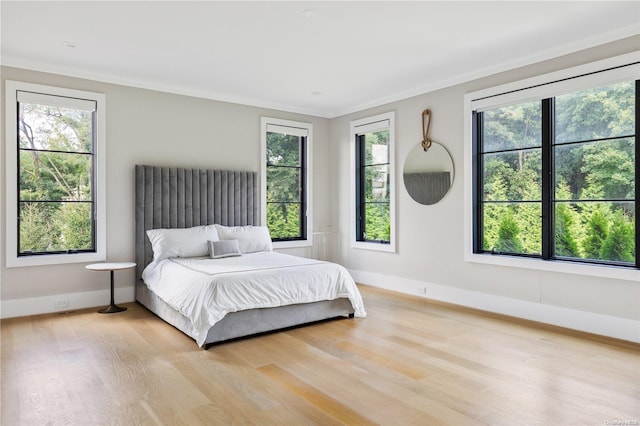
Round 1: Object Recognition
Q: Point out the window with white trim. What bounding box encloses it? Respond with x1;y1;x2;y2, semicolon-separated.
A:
260;117;312;248
468;57;639;273
351;112;396;252
5;81;106;267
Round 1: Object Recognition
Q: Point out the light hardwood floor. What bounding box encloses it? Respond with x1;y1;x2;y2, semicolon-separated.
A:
1;285;638;425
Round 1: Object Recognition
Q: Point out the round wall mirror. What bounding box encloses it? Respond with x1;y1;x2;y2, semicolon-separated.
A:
403;142;454;205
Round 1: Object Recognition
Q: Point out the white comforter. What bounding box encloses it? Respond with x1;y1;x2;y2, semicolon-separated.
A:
142;252;366;346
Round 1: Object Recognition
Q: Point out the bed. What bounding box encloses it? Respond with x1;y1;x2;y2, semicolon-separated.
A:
134;165;365;348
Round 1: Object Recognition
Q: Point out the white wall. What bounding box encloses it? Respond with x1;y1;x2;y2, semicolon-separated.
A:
329;36;640;342
0;66;330;316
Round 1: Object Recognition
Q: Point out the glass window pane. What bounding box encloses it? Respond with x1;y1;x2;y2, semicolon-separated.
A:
18;102;93;153
555;81;635;144
19;151;92;202
364;131;389;165
482;101;541;152
267;167;300;203
482;202;542;255
364;164;390;202
554;201;634;263
482;149;541;201
554;137;635;201
19;202;57;252
363;202;390;241
266;203;301;240
267;132;301;166
19;201;92;253
265;122;308;241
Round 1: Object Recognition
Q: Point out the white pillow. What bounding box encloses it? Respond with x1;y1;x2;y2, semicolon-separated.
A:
146;225;219;260
215;225;273;253
209;239;242;259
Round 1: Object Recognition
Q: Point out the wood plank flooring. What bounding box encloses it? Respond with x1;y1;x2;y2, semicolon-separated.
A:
1;285;638;425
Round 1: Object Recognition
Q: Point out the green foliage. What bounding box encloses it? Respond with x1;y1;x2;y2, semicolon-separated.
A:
364;202;390;241
495;211;523;253
581;139;635;200
483;101;541;151
555;203;581;257
267;203;301;240
554;182;581;257
582;207;609;259
600;212;635;262
482;161;542;254
555;81;635;143
19;203;56;252
60;203;93;250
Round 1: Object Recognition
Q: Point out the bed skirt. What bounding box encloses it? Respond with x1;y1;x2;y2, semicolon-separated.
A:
135;280;355;347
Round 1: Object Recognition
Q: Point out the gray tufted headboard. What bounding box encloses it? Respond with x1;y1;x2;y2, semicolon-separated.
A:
134;165;259;279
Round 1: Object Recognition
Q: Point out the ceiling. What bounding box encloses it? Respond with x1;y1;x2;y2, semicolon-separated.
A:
2;1;639;118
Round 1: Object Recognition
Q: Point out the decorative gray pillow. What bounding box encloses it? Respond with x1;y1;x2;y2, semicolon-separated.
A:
209;239;241;259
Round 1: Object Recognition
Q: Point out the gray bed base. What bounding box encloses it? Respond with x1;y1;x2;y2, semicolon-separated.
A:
136;282;354;347
134;165;354;348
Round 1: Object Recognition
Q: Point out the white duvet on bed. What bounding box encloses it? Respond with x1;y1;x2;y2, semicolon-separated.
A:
142;252;366;346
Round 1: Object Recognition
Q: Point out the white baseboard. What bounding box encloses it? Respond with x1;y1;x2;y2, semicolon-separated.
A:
349;269;640;344
1;286;136;319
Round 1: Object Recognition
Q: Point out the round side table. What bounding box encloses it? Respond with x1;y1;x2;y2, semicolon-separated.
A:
86;262;136;314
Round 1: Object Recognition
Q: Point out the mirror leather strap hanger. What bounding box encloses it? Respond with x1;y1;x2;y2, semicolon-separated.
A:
421;109;432;152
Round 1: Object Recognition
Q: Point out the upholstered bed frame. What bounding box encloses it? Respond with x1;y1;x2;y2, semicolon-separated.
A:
134;165;354;347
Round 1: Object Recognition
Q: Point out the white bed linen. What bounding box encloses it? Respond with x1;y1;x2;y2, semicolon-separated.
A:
142;252;366;346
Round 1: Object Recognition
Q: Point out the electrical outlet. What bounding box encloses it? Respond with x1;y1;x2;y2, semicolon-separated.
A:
418;287;427;295
54;299;69;308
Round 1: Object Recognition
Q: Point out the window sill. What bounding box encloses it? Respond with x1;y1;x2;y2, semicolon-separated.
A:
6;252;106;268
272;240;312;249
465;252;640;281
351;241;396;253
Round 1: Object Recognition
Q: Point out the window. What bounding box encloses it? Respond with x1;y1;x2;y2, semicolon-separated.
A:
467;56;639;275
351;112;396;252
260;117;312;248
5;81;106;267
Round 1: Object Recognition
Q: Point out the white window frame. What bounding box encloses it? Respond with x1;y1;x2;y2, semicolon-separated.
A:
260;117;313;249
464;52;640;281
350;111;396;252
5;81;106;267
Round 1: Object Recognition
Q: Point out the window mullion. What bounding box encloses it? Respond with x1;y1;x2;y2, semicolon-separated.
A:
635;80;640;268
541;98;554;260
300;136;307;240
355;134;365;241
91;110;98;243
472;111;483;253
15;107;21;257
